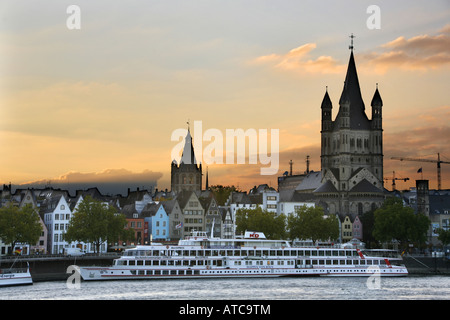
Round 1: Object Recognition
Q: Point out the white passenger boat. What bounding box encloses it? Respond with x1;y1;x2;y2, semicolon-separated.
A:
79;231;407;281
0;263;33;287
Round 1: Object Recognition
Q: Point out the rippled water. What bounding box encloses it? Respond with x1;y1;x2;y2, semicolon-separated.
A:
1;276;449;300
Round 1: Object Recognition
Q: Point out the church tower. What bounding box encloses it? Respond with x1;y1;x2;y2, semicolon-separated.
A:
171;126;202;193
316;35;385;219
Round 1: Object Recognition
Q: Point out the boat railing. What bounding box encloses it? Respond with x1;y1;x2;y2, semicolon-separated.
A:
0;267;29;275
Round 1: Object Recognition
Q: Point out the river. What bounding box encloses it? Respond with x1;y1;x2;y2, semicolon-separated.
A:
1;276;448;300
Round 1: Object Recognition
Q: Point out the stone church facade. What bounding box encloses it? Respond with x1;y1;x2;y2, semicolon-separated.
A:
315;44;386;219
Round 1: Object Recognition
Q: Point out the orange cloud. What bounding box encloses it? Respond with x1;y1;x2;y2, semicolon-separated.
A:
364;24;450;73
252;43;345;74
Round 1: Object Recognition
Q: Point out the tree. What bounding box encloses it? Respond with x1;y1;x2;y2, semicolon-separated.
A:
209;185;240;206
235;207;286;239
64;196;133;253
0;204;42;253
287;205;339;242
360;208;377;247
435;228;450;247
373;197;430;245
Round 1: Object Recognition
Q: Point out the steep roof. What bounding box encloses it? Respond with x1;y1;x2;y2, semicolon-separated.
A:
371;87;383;106
335;50;370;130
180;129;197;165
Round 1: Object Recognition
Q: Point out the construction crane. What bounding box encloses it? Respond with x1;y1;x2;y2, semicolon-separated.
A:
391;153;450;190
384;171;409;191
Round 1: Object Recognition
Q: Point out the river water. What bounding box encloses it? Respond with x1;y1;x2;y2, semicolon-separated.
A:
1;276;449;300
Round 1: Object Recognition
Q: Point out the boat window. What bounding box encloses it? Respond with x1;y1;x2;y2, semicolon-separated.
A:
145;260;151;266
319;251;324;256
129;260;136;266
305;250;311;256
137;260;143;266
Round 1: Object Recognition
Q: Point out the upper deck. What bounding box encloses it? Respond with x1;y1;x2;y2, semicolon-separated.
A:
178;230;290;249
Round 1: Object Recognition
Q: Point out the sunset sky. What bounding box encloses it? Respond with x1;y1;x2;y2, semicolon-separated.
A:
0;0;449;194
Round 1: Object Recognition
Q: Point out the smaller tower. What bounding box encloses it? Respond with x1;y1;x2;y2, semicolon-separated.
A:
321;88;333;132
371;84;383;130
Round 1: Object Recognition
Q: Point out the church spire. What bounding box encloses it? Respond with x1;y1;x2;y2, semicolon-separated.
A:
349;33;355;51
180;127;197;165
335;35;370;130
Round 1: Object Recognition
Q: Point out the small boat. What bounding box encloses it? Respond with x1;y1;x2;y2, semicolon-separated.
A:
80;230;408;281
0;262;33;287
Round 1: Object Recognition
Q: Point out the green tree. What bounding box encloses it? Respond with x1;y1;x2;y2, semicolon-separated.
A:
0;204;42;253
360;208;377;247
64;196;134;253
209;185;240;206
435;228;450;247
373;197;430;245
287;205;339;242
235;207;286;239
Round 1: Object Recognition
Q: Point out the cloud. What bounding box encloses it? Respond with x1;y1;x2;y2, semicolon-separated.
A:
252;43;345;74
17;168;163;195
364;24;450;73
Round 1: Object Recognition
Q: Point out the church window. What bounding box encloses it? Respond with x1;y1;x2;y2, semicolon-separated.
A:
358;203;363;215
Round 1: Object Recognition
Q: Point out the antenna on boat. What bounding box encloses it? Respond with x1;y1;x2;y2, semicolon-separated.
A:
211;218;215;238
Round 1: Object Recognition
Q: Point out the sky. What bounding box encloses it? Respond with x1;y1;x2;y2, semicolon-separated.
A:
0;0;449;195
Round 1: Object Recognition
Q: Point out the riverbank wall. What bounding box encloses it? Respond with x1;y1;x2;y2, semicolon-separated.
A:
1;255;449;282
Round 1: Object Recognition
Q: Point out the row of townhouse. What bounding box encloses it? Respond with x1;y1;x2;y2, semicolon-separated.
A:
0;185;237;255
0;181;377;255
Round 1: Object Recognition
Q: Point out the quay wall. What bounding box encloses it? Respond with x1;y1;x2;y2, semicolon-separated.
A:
0;255;117;282
1;255;448;282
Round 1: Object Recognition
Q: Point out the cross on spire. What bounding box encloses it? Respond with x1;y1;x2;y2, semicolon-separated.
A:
349;33;355;51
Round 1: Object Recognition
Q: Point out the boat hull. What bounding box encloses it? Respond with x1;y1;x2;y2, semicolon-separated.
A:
79;265;407;281
0;272;33;287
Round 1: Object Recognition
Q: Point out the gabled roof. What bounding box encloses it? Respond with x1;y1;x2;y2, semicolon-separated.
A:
349;179;383;193
314;180;338;193
160;199;179;214
141;202;163;217
175;190;199;209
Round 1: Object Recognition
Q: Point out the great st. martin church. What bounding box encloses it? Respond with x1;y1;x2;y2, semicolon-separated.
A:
315;36;385;219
